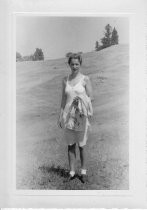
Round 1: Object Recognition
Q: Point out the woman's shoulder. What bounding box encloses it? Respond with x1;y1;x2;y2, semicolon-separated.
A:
82;74;90;83
62;76;68;84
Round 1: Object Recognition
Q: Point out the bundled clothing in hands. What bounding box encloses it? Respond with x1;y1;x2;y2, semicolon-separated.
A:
63;94;93;131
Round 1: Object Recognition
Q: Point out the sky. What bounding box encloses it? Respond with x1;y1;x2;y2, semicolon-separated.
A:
16;16;129;60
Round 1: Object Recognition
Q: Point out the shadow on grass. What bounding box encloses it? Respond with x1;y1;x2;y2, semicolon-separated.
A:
38;164;91;190
39;164;69;178
38;164;111;190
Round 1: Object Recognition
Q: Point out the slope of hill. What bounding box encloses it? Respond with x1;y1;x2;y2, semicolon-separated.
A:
16;44;129;190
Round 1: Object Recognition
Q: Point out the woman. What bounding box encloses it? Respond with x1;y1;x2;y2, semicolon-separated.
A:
58;53;93;183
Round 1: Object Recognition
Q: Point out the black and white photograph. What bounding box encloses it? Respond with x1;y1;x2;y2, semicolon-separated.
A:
16;16;129;190
1;0;147;207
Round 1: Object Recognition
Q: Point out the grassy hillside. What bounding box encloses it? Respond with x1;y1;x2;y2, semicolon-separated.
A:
16;44;129;190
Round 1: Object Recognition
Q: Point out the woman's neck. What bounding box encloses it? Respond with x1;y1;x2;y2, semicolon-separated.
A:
70;71;81;80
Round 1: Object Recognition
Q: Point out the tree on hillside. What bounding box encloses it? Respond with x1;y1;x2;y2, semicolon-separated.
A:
95;24;119;51
22;54;35;61
111;27;119;45
101;24;112;48
29;54;35;61
95;41;99;51
16;52;22;62
33;48;44;61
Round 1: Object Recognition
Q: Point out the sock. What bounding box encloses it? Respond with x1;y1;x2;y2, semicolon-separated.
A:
81;169;87;175
69;171;75;177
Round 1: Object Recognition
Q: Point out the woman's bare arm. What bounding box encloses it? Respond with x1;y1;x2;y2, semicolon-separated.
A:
85;76;94;101
58;77;67;128
60;77;67;110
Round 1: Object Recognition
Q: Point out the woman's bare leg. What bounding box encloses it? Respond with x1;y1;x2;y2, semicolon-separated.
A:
68;143;76;173
79;146;87;170
79;145;88;183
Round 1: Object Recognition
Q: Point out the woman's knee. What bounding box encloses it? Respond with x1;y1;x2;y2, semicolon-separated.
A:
79;145;87;154
68;143;76;152
79;144;86;150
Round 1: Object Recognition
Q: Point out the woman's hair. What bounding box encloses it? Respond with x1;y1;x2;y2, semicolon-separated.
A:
68;53;82;65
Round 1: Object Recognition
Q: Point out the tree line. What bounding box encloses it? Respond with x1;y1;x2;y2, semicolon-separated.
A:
16;48;44;62
95;24;119;51
16;24;119;62
66;24;119;58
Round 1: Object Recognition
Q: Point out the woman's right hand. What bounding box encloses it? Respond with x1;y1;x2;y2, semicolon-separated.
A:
57;118;63;128
57;108;64;128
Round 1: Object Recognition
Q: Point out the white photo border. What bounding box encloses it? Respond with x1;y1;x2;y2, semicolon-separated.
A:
4;0;146;207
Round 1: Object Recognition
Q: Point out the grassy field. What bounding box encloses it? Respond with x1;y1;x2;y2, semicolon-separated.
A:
16;44;129;190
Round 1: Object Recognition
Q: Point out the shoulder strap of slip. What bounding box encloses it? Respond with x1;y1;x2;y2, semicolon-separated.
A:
77;74;84;84
82;74;87;85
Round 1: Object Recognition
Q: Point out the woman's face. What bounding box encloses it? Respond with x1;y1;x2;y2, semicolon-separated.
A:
69;58;81;75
